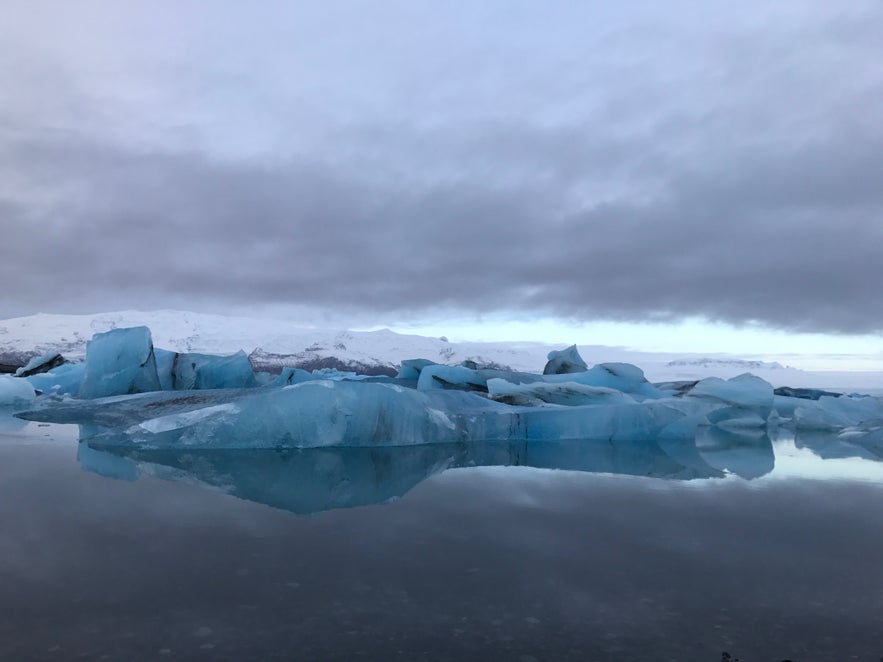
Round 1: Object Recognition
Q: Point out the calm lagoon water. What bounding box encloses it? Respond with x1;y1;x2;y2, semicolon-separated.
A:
1;413;881;661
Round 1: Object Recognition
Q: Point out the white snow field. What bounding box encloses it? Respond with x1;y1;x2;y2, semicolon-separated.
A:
1;310;880;391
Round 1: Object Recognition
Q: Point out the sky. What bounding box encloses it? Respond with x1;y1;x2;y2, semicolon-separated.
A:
1;1;881;363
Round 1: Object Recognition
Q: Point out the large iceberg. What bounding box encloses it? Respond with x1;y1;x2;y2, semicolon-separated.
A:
13;325;882;465
22;381;688;450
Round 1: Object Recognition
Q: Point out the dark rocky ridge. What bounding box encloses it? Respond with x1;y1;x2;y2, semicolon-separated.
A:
0;351;36;373
247;348;398;377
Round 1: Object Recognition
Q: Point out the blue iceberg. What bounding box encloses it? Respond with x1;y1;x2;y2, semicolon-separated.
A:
13;325;881;464
543;344;589;375
792;394;881;431
0;375;36;409
411;360;660;400
71;327;260;398
22;381;688;450
24;362;86;396
78;326;162;398
165;350;257;390
487;379;637;407
682;374;774;429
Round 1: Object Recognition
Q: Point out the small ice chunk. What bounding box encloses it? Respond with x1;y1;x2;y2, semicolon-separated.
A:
273;367;314;386
25;362;85;396
685;373;774;424
396;359;438;380
168;350;257;390
543;345;588;375
793;394;882;430
417;365;492;392
687;373;774;411
557;363;661;399
0;375;36;408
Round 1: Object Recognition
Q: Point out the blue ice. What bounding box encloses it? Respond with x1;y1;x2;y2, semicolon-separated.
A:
543;344;589;374
13;325;882;454
25;362;85;396
0;375;36;408
78;326;162;398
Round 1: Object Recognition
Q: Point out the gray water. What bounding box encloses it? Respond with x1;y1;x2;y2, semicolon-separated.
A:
1;415;881;661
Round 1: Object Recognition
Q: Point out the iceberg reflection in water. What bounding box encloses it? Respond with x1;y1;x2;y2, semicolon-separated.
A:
77;427;777;515
794;428;883;461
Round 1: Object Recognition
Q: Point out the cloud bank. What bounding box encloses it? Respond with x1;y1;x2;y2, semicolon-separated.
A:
1;1;881;333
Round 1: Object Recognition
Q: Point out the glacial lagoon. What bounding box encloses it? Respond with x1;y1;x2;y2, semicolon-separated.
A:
1;414;882;661
2;327;882;660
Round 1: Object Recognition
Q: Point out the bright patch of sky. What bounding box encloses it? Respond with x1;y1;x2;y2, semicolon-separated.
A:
376;317;883;371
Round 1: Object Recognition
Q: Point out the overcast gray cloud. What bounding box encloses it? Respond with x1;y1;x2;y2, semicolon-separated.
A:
1;0;881;333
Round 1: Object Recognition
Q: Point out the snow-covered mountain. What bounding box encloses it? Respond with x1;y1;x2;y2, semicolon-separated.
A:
0;310;558;375
1;310;880;391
